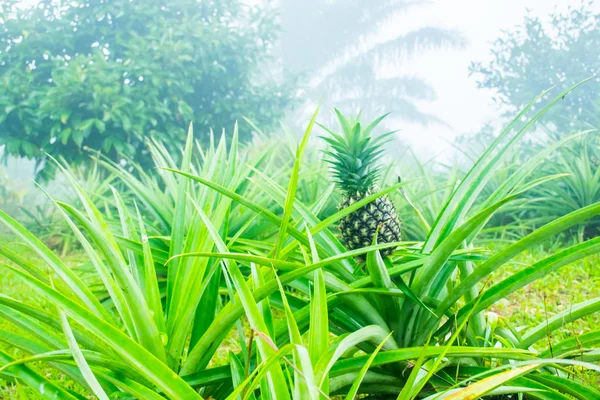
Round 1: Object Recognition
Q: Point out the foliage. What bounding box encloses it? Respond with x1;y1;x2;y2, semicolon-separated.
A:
281;0;466;122
320;110;395;193
467;0;600;242
0;168;25;223
455;125;600;241
470;0;600;134
0;159;115;254
528;136;600;240
0;90;599;398
0;0;294;181
23;162;116;254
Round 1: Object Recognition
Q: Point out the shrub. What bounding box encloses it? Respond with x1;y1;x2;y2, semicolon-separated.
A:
528;136;600;240
454;125;600;242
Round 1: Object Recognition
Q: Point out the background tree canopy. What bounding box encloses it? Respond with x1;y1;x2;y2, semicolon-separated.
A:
470;1;600;135
467;1;600;239
0;0;295;180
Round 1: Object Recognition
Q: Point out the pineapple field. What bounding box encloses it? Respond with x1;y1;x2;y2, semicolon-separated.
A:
2;0;600;399
1;86;600;398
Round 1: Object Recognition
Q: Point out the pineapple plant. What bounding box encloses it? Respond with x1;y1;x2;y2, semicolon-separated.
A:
321;109;401;257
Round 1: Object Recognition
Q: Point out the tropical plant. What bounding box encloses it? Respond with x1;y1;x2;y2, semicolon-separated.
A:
454;124;600;242
525;136;600;240
467;1;600;242
1;89;600;398
281;0;466;122
18;162;116;254
0;0;295;181
320;110;401;257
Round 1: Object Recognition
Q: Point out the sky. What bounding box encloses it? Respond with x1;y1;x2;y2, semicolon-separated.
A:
375;0;600;158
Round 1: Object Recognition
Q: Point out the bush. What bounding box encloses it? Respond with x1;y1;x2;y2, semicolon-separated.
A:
454;125;600;242
0;0;295;180
529;135;600;240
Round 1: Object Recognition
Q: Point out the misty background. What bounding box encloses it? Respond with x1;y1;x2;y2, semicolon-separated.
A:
280;0;600;157
2;0;598;183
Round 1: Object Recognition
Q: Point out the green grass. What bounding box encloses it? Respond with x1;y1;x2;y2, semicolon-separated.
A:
489;251;599;347
489;250;600;388
1;243;597;397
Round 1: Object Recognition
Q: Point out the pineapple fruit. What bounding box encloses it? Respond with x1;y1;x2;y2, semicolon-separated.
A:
321;109;401;257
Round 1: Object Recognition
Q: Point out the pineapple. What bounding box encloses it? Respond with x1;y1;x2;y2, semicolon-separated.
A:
321;109;401;257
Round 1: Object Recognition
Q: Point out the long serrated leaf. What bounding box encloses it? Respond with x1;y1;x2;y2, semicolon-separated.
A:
315;325;396;387
274;106;319;257
344;332;393;400
0;263;202;399
135;202;166;333
442;364;541;400
59;310;110;400
190;199;291;400
167;122;194;315
520;297;600;350
306;227;328;369
0;210;109;321
0;348;83;400
57;201;167;362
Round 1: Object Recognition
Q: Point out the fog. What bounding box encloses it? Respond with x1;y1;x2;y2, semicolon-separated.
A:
281;0;600;158
3;3;600;398
379;0;600;157
2;0;599;180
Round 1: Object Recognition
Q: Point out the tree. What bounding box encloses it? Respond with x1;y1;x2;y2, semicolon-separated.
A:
0;0;295;180
470;1;600;135
280;0;465;123
468;2;600;239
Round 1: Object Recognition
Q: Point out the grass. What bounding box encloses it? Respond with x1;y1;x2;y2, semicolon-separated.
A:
1;241;597;397
490;251;600;348
489;250;600;388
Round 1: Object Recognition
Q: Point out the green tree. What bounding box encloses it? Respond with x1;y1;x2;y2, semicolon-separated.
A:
470;1;600;135
281;0;465;123
468;2;600;240
0;0;294;180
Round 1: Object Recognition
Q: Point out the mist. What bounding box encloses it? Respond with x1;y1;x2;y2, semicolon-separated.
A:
1;1;600;397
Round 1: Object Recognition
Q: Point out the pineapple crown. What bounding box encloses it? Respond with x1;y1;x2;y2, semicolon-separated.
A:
320;109;396;194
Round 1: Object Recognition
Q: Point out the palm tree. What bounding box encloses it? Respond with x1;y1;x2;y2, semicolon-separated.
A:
280;0;466;123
